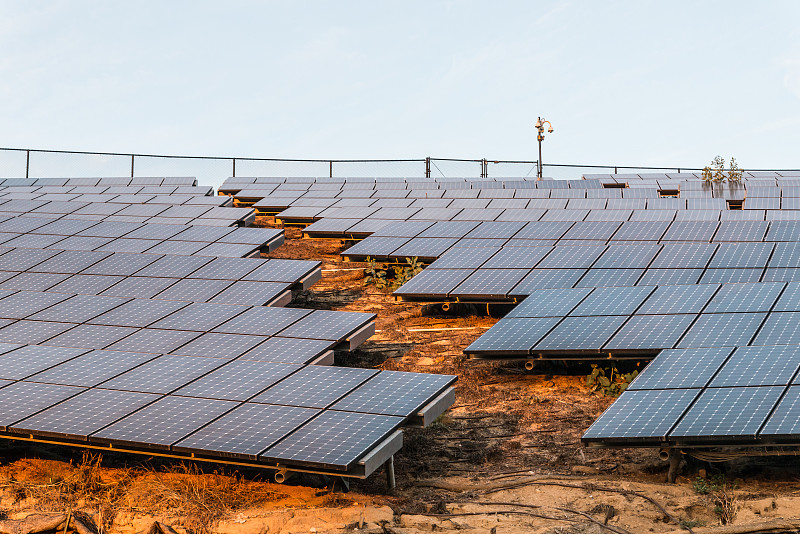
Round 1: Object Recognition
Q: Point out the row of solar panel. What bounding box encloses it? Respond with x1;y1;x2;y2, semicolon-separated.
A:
0;217;280;248
0;185;211;196
0;293;372;351
0;357;453;469
0;177;198;187
582;345;800;445
464;281;800;358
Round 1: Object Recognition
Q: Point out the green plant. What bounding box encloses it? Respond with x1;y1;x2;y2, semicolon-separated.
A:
701;155;743;183
693;474;739;524
363;257;387;289
585;365;638;396
389;257;424;290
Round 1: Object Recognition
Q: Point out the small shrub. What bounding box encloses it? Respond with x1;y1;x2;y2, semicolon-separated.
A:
585;365;638;396
701;156;743;183
693;474;739;524
363;257;387;289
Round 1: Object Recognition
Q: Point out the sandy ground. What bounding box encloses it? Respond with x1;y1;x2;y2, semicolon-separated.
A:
2;221;800;533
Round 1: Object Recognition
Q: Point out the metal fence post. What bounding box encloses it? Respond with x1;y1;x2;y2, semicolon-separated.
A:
425;157;431;178
25;150;30;178
130;155;135;178
232;158;236;177
329;161;333;178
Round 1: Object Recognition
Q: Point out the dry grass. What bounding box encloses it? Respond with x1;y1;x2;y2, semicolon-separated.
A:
0;453;287;533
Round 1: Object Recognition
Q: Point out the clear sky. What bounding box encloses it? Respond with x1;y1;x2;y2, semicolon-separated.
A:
2;1;799;184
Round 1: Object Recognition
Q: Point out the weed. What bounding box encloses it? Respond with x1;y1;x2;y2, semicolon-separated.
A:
701;156;743;183
585;365;638;396
692;474;739;524
363;257;387;289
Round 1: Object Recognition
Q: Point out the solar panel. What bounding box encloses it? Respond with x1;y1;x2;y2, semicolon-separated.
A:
637;268;703;286
604;314;695;351
238;337;334;364
0;345;90;380
41;323;140;349
570;285;654;316
100;354;225;394
213;307;312;336
26;350;156;387
173;360;300;401
0;381;86;431
150;279;231;302
170;332;268;360
506;287;592;318
534;315;627;352
669;386;784;440
593;244;661;269
636;284;719;315
133;255;213;278
704;282;785;313
47;274;125;295
172;403;319;460
699;268;764;284
536;245;606;269
649;243;718;269
0;272;71;291
510;269;586;294
278;310;374;341
627;347;733;390
582;389;699;443
331;370;455;417
341;237;410;259
261;410;403;470
0;291;73;319
752;312;800;346
465;317;559;355
88;298;189;327
90;396;237;450
661;221;718;242
513;221;574;240
713;221;769;242
209;281;291;306
0;248;60;271
760;386;800;438
763;268;800;283
561;221;621;241
481;246;552;269
677;312;766;348
95;238;160;254
450;269;529;299
427;247;500;269
768;243;800;268
710;345;800;387
708;243;774;269
30;250;111;274
392;268;474;298
252;366;377;408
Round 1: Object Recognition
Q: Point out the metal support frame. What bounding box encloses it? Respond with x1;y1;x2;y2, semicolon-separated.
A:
232;158;236;177
130;154;135;177
425;157;431;178
385;456;395;490
25;150;30;178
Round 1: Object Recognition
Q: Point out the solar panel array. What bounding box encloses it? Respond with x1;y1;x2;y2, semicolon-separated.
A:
231;171;800;453
583;345;800;447
0;176;458;479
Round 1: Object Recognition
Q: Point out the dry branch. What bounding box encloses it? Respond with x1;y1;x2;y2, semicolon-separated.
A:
662;518;800;534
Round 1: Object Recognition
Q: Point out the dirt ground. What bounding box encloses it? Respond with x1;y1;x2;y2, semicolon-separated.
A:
2;221;800;534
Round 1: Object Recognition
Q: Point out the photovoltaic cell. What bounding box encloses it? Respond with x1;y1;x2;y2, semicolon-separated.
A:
636;284;719;315
627;347;733;390
604;314;695;351
676;312;766;348
238;337;333;364
649;243;718;269
11;388;159;440
506;287;592;318
100;354;225;394
26;350;156;387
752;312;800;346
91;396;237;450
41;324;139;349
534;315;627;352
669;386;784;440
174;361;301;401
570;286;655;316
582;389;699;442
451;269;529;298
252;366;377;408
710;345;800;387
0;381;86;431
703;282;785;313
173;403;319;460
213;307;312;336
261;410;403;470
510;269;586;294
170;333;268;360
575;268;645;288
466;317;560;354
760;386;800;438
331;370;456;417
0;345;90;380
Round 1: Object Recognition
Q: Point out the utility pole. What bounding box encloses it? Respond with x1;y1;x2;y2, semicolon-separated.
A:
535;117;554;179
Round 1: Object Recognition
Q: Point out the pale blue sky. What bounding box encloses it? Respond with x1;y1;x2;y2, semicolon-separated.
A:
2;1;799;184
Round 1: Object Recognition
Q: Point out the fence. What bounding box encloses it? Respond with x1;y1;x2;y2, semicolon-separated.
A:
0;146;756;189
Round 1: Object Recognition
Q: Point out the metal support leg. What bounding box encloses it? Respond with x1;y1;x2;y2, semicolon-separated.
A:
385;455;395;491
667;448;682;483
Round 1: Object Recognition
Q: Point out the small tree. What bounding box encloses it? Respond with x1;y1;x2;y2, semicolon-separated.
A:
701;156;743;183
